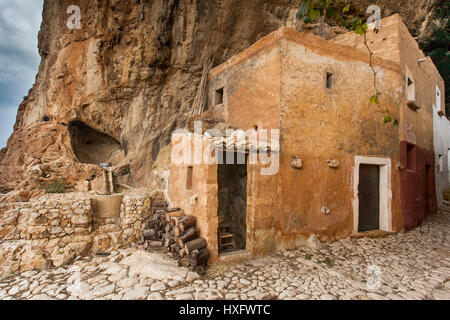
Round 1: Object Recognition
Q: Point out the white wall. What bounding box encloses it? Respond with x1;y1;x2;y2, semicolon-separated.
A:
433;94;450;205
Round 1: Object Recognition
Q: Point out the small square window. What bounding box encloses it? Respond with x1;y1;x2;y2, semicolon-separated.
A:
215;87;224;105
406;76;420;110
326;72;334;89
407;77;413;86
406;76;415;101
186;166;193;190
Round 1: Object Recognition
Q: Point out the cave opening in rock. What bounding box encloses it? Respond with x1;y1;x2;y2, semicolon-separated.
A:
69;120;124;165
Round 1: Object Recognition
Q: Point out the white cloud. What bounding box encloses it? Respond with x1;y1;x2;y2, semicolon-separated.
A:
0;0;43;148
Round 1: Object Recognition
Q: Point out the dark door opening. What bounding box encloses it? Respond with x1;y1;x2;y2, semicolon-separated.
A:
425;164;432;215
217;151;247;253
358;164;380;232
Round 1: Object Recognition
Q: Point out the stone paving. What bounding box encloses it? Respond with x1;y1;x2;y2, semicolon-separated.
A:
0;211;449;300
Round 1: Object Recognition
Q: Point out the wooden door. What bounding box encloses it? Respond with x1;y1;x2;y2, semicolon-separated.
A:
358;164;380;232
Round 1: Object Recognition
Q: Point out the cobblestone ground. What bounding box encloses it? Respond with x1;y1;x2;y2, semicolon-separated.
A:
1;211;449;300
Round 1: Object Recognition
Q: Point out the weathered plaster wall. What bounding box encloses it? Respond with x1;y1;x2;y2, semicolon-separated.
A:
333;14;444;231
169;134;220;262
245;161;281;256
168;133;281;262
398;18;443;151
333;15;444;151
332;15;444;149
397;15;442;228
208;34;282;131
332;15;403;70
278;29;403;244
433;106;450;206
399;142;436;230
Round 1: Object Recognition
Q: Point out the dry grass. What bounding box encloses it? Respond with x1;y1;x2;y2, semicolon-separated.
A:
205;255;251;278
443;188;450;201
205;262;234;278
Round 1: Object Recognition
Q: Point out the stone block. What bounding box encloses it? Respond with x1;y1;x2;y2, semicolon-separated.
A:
0;226;16;240
71;215;91;225
93;194;123;219
19;246;49;272
27;225;48;234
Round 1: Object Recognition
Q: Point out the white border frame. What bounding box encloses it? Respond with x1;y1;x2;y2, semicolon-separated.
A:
353;156;392;233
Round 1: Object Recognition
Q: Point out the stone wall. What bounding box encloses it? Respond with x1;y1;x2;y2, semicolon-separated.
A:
0;192;152;278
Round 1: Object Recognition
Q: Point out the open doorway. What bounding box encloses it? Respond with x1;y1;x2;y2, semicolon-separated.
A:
217;151;247;254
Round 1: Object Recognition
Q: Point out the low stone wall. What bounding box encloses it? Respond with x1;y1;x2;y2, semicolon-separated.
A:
120;196;151;243
0;192;152;278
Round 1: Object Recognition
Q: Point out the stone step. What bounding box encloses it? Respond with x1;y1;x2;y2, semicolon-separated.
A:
350;230;396;239
439;207;450;213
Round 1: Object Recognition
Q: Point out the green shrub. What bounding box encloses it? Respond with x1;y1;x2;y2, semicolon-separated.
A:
42;179;70;194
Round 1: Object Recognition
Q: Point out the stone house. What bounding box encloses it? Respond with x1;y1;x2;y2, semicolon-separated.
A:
168;15;445;263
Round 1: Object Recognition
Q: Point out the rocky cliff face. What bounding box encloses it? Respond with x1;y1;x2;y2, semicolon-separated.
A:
0;0;446;202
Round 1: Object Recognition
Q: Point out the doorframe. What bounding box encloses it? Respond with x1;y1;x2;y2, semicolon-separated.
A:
352;156;393;233
217;150;249;256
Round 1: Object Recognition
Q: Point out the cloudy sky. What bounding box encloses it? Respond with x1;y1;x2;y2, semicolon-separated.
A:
0;0;44;148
